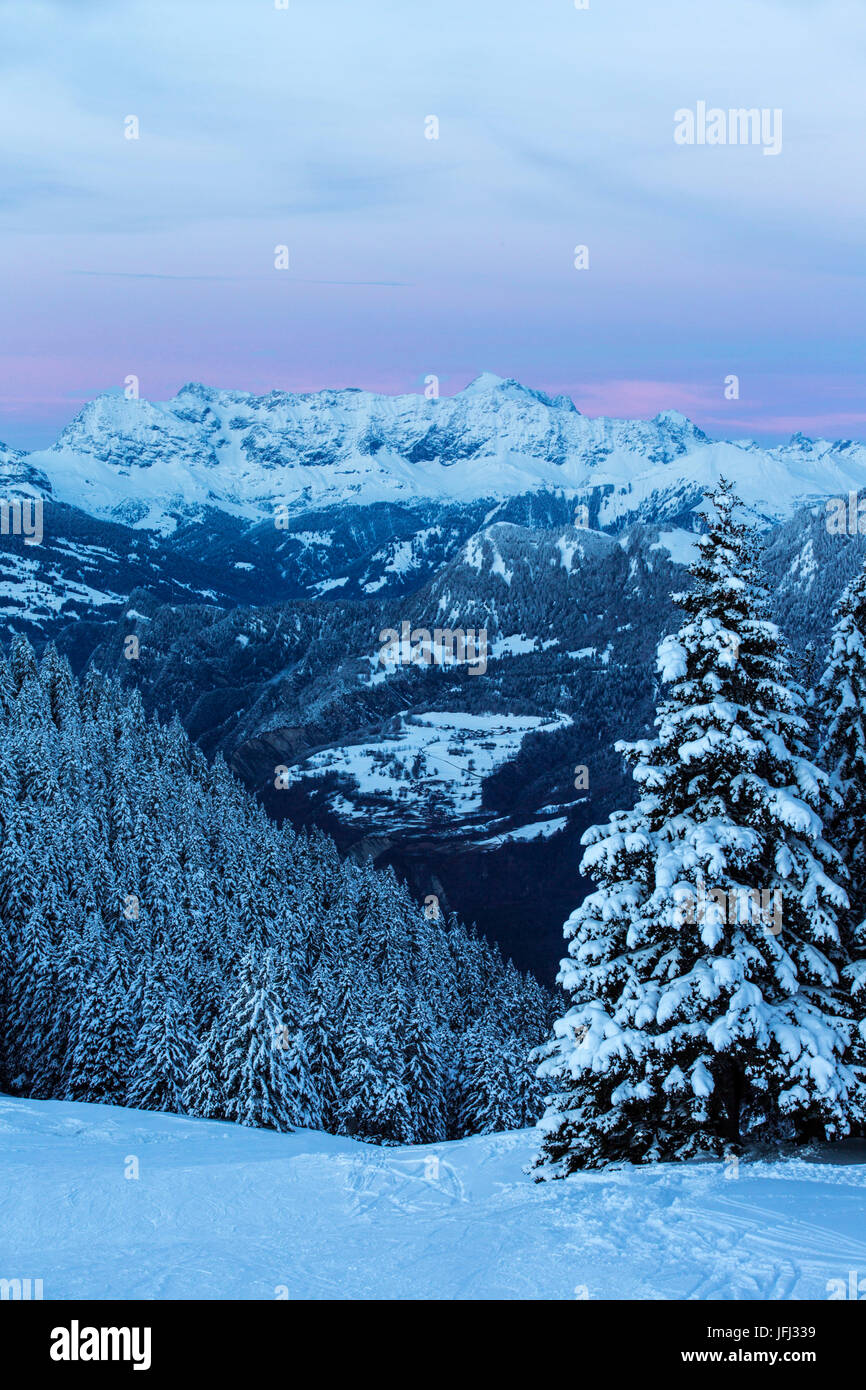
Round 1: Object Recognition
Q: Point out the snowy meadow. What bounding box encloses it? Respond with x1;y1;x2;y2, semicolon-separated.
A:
3;1097;866;1301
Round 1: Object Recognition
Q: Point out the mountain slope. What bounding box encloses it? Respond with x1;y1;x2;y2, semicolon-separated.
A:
80;500;866;979
3;1095;865;1300
84;520;686;976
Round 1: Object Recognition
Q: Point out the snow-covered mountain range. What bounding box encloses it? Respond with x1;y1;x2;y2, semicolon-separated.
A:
20;372;866;534
3;372;865;649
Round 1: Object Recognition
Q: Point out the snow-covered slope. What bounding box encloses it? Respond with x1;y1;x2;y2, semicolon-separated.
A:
3;1096;866;1300
24;375;866;534
278;709;572;844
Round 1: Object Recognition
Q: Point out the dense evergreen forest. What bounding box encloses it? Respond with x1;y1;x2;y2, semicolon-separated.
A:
0;639;552;1141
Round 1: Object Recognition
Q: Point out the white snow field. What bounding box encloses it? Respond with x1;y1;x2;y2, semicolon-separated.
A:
2;1097;865;1301
278;709;570;834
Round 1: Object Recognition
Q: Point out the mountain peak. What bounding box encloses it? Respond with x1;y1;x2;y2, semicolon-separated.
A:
649;409;709;444
461;372;510;393
175;382;221;402
653;409;695;428
459;373;578;412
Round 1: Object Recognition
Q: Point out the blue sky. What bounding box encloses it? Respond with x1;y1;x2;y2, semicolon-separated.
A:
1;0;864;447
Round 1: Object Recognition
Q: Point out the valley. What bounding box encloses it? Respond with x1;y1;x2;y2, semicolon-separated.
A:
2;374;865;979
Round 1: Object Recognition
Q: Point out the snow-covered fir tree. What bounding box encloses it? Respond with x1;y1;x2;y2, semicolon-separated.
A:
404;1003;447;1143
221;950;298;1131
0;641;549;1142
457;1015;521;1135
183;1021;226;1121
534;481;863;1175
302;962;341;1129
280;1025;323;1131
339;1023;393;1142
819;559;866;996
68;950;134;1105
128;957;196;1114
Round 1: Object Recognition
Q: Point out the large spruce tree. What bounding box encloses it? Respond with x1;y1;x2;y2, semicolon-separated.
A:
534;481;862;1175
819;559;866;997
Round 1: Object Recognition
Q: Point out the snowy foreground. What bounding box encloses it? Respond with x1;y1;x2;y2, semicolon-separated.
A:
2;1096;865;1301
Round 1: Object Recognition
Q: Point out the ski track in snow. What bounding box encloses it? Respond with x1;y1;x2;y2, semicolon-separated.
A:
1;1097;865;1300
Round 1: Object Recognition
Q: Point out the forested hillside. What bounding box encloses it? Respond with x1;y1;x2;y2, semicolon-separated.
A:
0;638;552;1142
